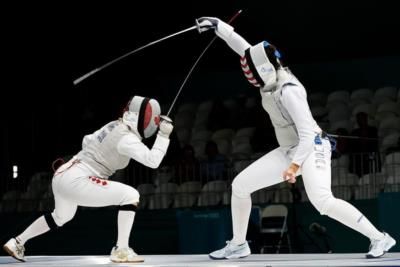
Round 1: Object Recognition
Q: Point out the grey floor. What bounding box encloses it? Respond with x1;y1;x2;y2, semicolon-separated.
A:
1;254;400;267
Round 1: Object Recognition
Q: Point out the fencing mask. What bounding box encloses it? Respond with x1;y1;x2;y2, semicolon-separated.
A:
122;96;161;138
240;41;282;91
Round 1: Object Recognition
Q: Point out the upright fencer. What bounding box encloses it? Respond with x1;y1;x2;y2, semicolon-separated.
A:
197;17;396;259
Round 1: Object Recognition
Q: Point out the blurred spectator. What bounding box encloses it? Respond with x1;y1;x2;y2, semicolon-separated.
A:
349;112;380;176
174;144;201;182
201;141;228;181
332;128;350;159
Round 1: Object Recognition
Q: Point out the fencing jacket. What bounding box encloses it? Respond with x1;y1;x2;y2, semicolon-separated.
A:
261;70;321;166
76;120;169;178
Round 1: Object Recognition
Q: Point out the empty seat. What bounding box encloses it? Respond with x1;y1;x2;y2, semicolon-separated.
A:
252;188;274;204
154;182;179;195
197;192;222;206
178;181;202;194
191;130;212;143
215;139;232;156
148;194;174;209
378;117;400;137
381;133;400;153
311;106;328;119
326;90;350;109
374;86;398;102
211;129;235;141
202;180;227;193
176;128;191;145
173;194;197;208
375;102;400;121
350;88;373;103
385;152;400;165
174;112;195;129
137;183;155;195
328;104;351;123
235;127;256;138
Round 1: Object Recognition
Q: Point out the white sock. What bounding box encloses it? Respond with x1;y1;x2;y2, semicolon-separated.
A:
116;210;135;248
16;216;50;245
325;198;384;240
231;193;252;245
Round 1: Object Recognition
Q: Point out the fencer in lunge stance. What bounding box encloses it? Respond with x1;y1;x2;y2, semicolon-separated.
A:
3;96;174;263
197;17;396;259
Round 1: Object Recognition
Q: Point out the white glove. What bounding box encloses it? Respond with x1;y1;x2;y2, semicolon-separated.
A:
158;115;174;138
196;17;234;40
196;17;220;33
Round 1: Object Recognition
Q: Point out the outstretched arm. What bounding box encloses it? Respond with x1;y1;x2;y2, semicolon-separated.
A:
197;17;251;56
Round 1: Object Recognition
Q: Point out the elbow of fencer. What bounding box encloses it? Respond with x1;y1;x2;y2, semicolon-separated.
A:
147;160;161;169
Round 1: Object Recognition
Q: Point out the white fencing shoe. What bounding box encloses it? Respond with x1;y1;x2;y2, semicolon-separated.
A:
366;232;396;258
3;238;25;262
209;241;251;260
110;246;144;263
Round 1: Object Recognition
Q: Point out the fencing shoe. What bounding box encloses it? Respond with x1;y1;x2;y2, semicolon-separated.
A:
209;241;251;260
110;246;144;263
366;232;396;258
3;238;25;262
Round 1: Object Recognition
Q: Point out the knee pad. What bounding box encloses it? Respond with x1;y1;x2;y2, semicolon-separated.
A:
119;204;138;212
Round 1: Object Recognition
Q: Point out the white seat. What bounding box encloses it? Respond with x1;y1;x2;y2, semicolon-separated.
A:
235;127;256;138
215;138;232;156
385;152;400;165
202;180;227;192
374;86;398;102
328;104;350;123
326;90;350;109
331;155;350;168
252;188;274;204
173;194;197;208
197;192;222;206
332;186;352;200
191;140;207;158
375;101;400;121
155;182;178;194
178;181;202;194
381;133;400;153
148;194;174;209
378;117;400;137
153;166;173;186
350;88;373;103
232;142;253;155
222;191;231;205
211;128;235;141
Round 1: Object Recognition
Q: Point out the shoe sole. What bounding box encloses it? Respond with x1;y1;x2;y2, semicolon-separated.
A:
110;258;145;263
209;253;250;260
365;239;397;259
3;245;25;262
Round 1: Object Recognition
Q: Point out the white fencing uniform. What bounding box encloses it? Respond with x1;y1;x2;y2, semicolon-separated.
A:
52;119;169;226
207;19;386;247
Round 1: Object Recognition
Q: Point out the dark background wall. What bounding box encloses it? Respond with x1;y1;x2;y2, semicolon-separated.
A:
1;0;400;185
